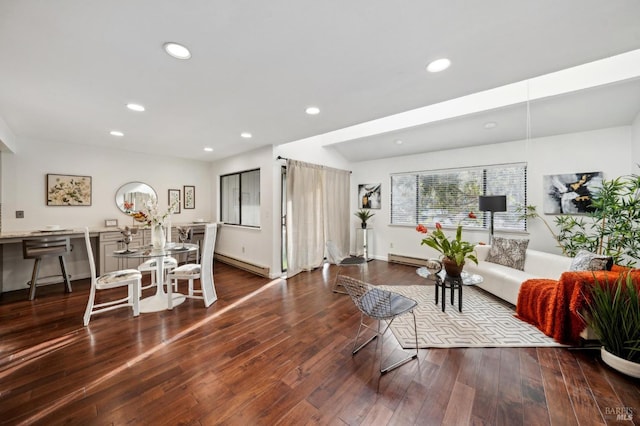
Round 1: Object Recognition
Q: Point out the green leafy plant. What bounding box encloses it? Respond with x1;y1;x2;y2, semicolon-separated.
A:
516;204;568;256
416;214;478;266
555;172;640;267
521;168;640;267
582;273;640;363
354;209;375;223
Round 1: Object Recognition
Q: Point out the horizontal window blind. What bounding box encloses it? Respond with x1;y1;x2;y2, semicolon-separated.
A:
391;163;527;231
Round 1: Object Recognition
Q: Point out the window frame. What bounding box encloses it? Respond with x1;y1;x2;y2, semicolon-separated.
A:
220;168;261;228
390;162;527;231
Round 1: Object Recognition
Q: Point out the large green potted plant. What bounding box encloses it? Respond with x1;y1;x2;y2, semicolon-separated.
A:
519;170;640;266
582;273;640;378
555;171;640;267
416;213;478;277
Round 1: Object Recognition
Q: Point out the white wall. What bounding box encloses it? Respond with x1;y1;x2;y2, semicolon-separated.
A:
0;116;17;153
633;112;640;166
1;138;212;231
209;141;351;278
210;145;280;277
350;125;635;262
1;137;212;291
4;123;635;291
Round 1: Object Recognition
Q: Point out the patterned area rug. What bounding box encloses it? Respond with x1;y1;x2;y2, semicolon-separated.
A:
378;284;564;348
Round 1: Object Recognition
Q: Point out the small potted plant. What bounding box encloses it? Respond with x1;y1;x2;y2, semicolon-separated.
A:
582;272;640;378
416;212;478;276
354;209;375;229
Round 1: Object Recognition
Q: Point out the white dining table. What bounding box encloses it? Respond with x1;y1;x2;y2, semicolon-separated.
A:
113;243;198;313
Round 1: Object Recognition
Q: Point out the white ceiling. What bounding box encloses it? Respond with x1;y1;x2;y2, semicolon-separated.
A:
1;1;639;162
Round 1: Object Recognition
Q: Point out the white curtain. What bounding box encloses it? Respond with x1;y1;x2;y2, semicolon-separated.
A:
286;159;350;278
323;166;350;259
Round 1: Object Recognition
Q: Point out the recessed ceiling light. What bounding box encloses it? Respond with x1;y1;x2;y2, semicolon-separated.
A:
395;139;403;145
110;130;124;137
204;147;213;152
126;103;145;112
483;121;498;129
426;58;451;73
163;42;191;60
305;106;320;115
240;132;252;139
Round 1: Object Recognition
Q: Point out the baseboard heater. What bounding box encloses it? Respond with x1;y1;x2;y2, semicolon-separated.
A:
387;253;427;267
214;253;270;277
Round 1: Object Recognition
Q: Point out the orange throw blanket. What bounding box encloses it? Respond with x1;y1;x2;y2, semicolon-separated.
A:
516;267;640;345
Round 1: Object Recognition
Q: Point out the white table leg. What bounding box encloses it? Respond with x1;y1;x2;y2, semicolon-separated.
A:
139;256;185;313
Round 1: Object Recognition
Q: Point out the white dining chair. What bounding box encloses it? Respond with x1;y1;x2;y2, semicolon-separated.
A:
166;223;218;309
137;256;178;295
82;227;142;326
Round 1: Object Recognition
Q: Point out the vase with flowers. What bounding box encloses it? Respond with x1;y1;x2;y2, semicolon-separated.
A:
416;212;478;277
138;198;179;250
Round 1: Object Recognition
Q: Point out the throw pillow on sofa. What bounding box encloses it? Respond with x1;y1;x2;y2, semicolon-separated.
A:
485;237;529;271
569;249;613;271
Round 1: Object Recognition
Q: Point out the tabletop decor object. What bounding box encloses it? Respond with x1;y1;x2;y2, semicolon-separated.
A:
119;226;138;254
176;226;191;249
416;212;478;277
140;198;179;250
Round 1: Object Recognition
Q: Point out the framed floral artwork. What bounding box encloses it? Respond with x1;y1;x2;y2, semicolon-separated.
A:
169;189;181;213
184;185;195;209
46;174;92;206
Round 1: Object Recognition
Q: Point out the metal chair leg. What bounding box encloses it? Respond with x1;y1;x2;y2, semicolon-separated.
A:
379;314;418;374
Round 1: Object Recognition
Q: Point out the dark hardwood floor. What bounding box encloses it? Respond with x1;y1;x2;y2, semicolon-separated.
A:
1;260;639;425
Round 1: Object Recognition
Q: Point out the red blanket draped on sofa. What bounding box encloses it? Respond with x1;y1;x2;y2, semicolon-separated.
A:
516;266;640;345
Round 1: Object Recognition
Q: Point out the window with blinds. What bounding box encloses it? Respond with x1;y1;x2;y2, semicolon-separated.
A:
390;163;527;231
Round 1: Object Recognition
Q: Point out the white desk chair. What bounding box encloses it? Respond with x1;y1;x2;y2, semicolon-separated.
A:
166;223;218;309
82;227;142;326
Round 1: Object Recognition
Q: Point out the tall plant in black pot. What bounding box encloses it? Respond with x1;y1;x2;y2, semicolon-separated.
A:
354;209;374;229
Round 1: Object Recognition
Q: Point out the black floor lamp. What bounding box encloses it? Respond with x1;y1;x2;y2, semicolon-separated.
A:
479;195;507;245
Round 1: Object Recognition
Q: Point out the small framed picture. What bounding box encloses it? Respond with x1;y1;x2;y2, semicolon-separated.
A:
358;183;381;209
105;219;118;227
169;189;181;213
184;185;195;209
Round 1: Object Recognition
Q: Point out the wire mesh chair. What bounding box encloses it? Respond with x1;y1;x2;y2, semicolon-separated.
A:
337;275;419;374
326;240;367;293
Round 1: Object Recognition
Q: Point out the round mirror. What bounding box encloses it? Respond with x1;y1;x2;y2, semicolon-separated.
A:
115;182;157;219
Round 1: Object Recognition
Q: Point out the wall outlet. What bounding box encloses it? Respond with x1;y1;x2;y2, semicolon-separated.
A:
242;246;245;253
389;242;394;249
16;210;24;218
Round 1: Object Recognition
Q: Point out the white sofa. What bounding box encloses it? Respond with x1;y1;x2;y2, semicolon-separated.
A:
464;244;573;305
